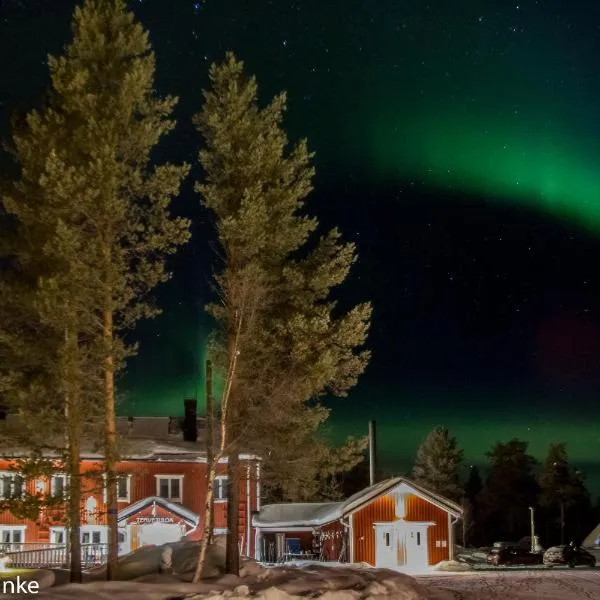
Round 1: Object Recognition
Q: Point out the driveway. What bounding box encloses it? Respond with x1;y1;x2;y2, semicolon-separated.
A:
416;568;600;599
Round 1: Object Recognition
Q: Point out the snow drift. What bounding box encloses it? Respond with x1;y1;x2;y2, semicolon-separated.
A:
40;540;432;599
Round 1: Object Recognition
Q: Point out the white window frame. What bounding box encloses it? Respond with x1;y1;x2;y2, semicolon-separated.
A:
80;525;107;545
213;527;228;535
102;474;131;503
0;525;26;546
154;475;183;502
51;473;68;497
49;527;67;545
0;471;25;500
214;475;228;503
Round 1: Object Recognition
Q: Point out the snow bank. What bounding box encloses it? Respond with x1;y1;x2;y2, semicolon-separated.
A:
434;560;473;572
86;536;228;580
40;561;431;600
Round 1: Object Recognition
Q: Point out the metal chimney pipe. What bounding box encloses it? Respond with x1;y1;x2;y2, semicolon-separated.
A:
368;420;377;486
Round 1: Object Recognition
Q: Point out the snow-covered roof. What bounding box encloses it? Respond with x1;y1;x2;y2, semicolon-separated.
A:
0;418;260;462
253;477;463;528
118;496;199;525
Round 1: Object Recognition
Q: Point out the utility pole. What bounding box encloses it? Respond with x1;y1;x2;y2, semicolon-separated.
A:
368;420;377;486
529;506;536;553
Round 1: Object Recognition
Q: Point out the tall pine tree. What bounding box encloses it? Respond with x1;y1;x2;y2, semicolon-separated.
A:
43;0;190;576
411;426;464;501
192;53;371;578
1;62;108;587
2;0;189;578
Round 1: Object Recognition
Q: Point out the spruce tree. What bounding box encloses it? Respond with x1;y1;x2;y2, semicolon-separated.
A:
479;439;538;541
193;53;371;578
464;464;483;503
411;426;464;501
539;443;583;544
2;0;189;579
462;465;483;546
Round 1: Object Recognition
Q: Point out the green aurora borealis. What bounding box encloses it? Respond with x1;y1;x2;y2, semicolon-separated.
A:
360;1;600;232
370;110;600;231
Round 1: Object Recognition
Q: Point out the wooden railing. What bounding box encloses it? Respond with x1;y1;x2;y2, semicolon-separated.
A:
2;543;108;569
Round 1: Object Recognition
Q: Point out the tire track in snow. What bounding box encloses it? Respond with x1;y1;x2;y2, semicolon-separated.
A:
549;570;600;600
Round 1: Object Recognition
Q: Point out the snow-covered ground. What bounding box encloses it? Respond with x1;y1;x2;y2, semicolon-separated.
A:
417;568;600;599
33;541;600;600
38;566;600;600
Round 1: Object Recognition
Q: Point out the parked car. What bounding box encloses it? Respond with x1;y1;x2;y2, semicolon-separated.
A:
543;545;596;568
487;545;543;566
491;541;518;548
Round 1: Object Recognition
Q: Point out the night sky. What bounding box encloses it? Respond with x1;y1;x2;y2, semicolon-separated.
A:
2;1;600;493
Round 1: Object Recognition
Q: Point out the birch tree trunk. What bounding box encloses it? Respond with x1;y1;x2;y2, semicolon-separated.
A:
193;317;242;583
205;359;214;546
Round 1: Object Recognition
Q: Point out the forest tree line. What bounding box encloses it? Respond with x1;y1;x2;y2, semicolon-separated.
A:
337;427;596;549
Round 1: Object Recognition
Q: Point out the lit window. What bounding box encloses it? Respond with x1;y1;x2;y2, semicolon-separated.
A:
215;476;228;501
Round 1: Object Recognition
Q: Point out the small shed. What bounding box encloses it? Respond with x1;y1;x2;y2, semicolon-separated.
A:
253;477;462;570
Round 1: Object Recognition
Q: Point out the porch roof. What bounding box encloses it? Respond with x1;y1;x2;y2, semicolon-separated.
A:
117;496;199;526
253;502;342;528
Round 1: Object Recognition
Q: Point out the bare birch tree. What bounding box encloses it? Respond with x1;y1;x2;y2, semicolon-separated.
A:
193;53;372;576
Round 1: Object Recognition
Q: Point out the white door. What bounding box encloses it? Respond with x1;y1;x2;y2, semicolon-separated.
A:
375;526;397;569
404;526;429;570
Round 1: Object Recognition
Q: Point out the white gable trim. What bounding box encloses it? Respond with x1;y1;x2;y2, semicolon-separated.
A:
394;482;462;518
345;481;461;519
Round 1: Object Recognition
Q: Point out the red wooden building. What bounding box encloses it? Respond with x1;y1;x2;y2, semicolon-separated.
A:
253;478;462;570
0;414;261;559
